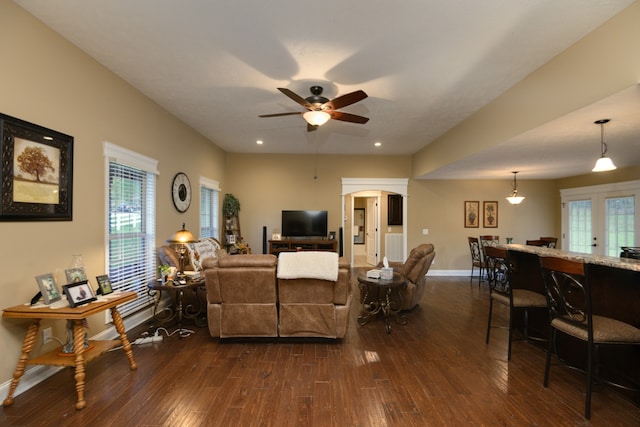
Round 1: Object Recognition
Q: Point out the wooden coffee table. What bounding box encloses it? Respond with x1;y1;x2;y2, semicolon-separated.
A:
357;272;409;333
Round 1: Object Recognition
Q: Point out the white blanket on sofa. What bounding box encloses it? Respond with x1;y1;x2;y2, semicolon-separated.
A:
277;251;339;281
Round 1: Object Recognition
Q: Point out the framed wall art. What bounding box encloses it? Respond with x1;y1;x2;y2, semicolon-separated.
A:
464;201;479;228
35;273;62;305
483;201;498;228
63;280;97;308
0;113;73;221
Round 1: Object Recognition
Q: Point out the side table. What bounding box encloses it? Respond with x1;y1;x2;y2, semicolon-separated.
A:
357;272;409;333
2;291;137;410
147;276;206;337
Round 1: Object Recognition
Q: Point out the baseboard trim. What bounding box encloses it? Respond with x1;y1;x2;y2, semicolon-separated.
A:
0;307;153;401
427;270;472;276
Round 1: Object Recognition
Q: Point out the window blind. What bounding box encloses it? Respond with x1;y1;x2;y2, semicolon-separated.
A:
200;177;220;240
104;142;157;317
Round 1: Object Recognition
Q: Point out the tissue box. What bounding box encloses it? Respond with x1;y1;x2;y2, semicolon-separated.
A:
380;267;393;280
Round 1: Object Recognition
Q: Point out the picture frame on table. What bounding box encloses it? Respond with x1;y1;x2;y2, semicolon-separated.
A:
65;267;87;284
35;273;61;305
62;280;97;308
0;113;73;222
95;274;114;295
464;201;479;228
483;201;498;228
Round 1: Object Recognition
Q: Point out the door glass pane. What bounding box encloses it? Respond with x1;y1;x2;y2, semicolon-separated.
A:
605;196;635;257
568;200;592;254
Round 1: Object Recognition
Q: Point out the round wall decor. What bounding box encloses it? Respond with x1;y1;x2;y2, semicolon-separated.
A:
171;172;191;212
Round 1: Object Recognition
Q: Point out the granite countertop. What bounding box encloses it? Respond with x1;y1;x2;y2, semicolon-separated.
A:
500;244;640;273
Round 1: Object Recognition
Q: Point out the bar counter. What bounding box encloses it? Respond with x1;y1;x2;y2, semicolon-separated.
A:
501;244;640;405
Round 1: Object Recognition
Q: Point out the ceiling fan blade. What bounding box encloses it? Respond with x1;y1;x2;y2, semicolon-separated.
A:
324;90;368;111
278;88;312;109
330;111;369;124
259;112;304;118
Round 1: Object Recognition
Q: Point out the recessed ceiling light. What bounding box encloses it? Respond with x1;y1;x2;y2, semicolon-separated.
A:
256;140;263;145
374;142;382;147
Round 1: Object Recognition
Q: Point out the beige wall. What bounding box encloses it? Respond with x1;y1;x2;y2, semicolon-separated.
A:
0;2;226;381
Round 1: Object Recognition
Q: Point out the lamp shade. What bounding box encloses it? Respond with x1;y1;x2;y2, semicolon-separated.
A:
506;194;525;205
592;156;616;172
303;110;331;126
167;223;196;244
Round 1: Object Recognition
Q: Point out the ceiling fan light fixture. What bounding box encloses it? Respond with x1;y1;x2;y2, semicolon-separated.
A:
506;171;525;205
303;110;331;126
592;119;617;172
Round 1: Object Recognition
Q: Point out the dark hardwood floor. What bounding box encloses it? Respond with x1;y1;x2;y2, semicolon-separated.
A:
2;275;639;426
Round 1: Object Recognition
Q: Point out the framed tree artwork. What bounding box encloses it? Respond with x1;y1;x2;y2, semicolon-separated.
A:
483;201;498;228
0;113;73;221
464;201;479;228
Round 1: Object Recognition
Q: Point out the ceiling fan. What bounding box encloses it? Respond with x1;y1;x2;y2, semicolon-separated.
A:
259;86;369;131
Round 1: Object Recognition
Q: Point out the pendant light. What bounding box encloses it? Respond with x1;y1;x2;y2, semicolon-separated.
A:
592;119;617;172
506;171;525;205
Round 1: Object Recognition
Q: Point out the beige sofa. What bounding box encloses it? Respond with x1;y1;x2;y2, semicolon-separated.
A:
203;251;352;339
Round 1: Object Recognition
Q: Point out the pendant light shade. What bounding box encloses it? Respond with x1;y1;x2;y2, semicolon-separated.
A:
592;119;617;172
506;171;525;205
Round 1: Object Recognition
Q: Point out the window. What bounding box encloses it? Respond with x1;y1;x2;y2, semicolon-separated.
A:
561;180;639;256
200;177;220;240
104;142;158;317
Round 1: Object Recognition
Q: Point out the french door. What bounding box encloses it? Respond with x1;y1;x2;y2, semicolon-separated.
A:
561;181;639;256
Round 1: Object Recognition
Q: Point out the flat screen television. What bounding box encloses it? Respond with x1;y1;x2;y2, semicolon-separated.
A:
281;210;328;238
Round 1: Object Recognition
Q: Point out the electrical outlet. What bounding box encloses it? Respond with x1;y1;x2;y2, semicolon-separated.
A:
422;228;429;235
43;327;52;344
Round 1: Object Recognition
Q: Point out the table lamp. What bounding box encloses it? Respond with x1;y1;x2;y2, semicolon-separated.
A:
167;223;196;278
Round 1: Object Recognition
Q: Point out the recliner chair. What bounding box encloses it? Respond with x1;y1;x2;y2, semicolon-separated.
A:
371;243;436;310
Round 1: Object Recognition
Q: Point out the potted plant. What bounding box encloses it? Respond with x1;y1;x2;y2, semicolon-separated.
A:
223;193;240;217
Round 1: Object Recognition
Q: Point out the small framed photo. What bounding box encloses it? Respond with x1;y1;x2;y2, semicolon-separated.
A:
65;267;87;284
483;201;498;228
62;280;97;308
35;273;61;304
464;201;480;228
95;274;113;295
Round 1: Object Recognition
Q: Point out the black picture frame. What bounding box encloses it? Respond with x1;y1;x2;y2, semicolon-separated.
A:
0;113;73;221
95;274;114;295
63;280;97;308
35;273;62;305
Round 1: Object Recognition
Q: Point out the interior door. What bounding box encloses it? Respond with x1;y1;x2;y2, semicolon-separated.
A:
366;197;377;265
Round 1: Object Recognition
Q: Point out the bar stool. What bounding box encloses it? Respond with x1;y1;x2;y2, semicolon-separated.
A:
484;246;547;360
539;256;640;419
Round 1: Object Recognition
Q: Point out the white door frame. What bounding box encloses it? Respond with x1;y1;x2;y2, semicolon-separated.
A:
341;178;409;266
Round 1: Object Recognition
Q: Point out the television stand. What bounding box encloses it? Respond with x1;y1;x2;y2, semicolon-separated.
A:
269;239;337;255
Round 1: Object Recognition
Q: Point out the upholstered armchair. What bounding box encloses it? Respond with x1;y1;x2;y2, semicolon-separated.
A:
374;243;436;310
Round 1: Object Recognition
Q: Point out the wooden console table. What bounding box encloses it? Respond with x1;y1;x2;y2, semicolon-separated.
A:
2;291;137;410
269;239;337;255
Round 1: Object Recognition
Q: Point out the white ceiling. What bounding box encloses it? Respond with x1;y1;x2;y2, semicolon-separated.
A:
13;0;640;179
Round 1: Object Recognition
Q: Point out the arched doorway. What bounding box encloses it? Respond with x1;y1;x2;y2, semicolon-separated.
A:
341;178;408;267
